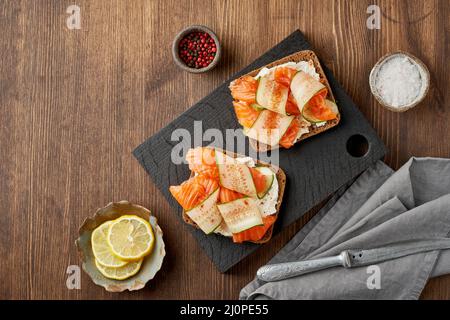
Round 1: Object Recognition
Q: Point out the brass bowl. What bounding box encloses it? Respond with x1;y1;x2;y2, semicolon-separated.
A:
75;201;165;292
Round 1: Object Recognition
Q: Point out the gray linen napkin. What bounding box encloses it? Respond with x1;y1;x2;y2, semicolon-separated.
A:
240;157;450;300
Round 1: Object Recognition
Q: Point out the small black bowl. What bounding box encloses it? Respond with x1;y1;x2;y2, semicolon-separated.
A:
172;25;221;74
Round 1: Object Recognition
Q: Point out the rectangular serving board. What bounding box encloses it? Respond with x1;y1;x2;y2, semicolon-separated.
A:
133;30;386;272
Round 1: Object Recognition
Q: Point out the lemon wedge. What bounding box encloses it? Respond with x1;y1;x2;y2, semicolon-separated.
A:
95;258;143;280
91;221;127;267
107;215;154;261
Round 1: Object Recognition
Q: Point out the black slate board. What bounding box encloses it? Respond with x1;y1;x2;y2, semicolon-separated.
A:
133;30;386;272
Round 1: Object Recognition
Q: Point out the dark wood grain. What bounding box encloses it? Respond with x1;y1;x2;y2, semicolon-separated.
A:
0;0;448;300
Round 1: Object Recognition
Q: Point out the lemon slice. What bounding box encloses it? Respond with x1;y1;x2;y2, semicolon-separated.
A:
107;215;154;261
91;221;127;267
95;258;143;280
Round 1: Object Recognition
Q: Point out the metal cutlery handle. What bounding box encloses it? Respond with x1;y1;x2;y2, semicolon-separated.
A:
256;252;349;282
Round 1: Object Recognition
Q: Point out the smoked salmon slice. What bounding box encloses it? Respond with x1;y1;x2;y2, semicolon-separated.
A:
169;174;219;210
249;167;269;195
186;147;218;178
219;187;244;203
169;177;206;210
307;90;337;121
317;88;328;99
232;215;277;243
274;67;311;116
233;100;261;128
279;118;300;149
285;92;300;115
274;67;297;87
196;175;219;197
229;76;258;104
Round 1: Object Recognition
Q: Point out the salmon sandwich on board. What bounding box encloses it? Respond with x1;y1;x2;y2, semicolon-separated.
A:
229;50;340;151
169;147;286;244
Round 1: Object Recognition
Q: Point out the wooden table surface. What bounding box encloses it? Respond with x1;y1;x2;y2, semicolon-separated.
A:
1;0;448;300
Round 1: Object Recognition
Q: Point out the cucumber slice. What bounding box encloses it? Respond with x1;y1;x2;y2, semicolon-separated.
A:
217;197;264;233
185;188;222;234
244;110;294;147
254;167;275;199
251;103;265;111
302;108;323;123
325;99;339;114
290;71;326;112
216;150;258;198
256;75;289;115
214;220;233;237
302;99;339;123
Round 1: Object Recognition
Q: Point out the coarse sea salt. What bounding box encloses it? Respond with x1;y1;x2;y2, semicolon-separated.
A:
374;55;427;108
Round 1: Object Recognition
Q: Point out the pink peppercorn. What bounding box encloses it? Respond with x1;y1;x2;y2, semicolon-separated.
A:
178;31;217;69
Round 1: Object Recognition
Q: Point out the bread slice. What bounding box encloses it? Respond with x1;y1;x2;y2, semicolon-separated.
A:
182;148;286;244
235;50;340;152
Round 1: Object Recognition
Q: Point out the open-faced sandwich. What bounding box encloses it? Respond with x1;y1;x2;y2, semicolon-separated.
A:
229;50;340;151
169;147;285;244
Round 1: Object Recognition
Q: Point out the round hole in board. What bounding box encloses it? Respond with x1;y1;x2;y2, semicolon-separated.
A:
346;134;369;158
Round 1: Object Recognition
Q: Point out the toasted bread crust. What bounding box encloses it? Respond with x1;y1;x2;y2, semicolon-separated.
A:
182;148;286;244
236;50;340;152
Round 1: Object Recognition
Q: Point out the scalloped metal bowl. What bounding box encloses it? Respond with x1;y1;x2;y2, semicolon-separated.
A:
75;201;165;292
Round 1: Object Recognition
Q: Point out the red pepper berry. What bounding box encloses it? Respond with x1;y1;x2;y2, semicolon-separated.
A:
178;31;217;69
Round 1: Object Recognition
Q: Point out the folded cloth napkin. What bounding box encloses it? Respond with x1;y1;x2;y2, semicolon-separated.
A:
240;157;450;300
